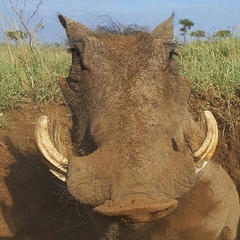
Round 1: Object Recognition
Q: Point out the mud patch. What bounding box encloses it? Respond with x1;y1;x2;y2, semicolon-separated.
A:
0;104;95;239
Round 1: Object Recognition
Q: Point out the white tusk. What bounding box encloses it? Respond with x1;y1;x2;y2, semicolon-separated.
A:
35;115;68;177
195;160;208;174
193;111;218;172
49;169;66;182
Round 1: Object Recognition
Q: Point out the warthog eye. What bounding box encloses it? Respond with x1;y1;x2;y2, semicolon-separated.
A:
68;45;87;70
169;49;178;60
171;138;179;152
68;46;82;60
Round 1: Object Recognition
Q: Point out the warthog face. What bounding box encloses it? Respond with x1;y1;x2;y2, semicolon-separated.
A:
35;15;219;223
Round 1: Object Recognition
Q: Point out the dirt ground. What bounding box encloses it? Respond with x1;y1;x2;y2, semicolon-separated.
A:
0;104;95;240
0;100;239;239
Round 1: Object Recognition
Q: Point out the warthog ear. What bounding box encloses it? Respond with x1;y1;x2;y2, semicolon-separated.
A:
152;13;174;42
58;15;93;45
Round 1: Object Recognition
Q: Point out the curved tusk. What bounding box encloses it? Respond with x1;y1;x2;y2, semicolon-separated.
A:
35;115;68;181
49;169;66;182
193;111;218;172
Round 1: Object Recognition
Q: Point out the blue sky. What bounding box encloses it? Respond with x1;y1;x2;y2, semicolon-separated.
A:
0;0;239;42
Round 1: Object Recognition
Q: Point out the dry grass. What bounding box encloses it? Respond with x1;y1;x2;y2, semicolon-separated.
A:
0;42;70;111
178;38;240;102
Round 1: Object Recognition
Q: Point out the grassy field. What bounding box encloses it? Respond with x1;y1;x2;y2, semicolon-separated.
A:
0;37;239;115
0;43;70;111
178;37;240;102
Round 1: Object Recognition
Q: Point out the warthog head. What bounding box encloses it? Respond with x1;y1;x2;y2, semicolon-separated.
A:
35;15;218;223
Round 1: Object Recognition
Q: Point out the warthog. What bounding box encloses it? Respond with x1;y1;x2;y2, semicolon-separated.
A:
35;14;239;239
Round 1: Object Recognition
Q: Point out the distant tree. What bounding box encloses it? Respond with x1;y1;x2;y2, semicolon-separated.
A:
179;18;194;43
5;30;27;43
214;30;232;38
190;30;206;40
7;0;43;50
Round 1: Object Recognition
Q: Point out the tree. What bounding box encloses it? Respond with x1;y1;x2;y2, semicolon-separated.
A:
213;30;232;38
190;30;206;40
179;18;194;43
7;0;44;50
5;30;27;43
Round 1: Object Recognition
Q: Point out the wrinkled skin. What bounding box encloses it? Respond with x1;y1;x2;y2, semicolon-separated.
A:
39;15;239;239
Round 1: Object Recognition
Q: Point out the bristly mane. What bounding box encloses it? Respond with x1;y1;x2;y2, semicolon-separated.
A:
93;17;150;35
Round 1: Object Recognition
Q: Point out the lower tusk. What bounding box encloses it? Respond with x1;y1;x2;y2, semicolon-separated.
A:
35;115;68;179
193;111;218;171
49;169;66;182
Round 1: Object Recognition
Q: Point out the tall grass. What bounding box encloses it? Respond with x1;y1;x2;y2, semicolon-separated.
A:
178;38;240;102
0;42;70;111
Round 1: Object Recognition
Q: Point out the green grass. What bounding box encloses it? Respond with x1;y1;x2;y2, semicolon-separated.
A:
0;42;70;111
178;38;240;102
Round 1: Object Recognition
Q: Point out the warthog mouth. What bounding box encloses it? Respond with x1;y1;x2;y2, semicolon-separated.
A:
94;197;178;223
126;205;177;222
